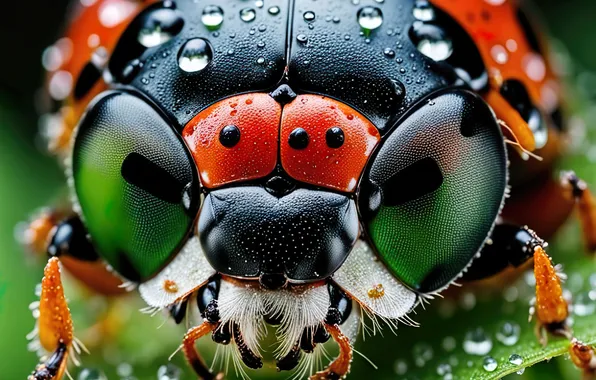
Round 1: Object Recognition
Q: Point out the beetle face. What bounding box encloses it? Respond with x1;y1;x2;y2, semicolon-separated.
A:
183;92;379;285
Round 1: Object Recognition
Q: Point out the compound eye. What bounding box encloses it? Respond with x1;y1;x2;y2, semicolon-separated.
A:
359;89;507;293
72;92;200;281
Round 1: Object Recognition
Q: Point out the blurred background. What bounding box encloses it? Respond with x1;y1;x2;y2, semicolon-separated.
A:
1;0;595;379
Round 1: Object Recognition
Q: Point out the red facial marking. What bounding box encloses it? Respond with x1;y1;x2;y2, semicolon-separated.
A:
183;94;281;188
280;95;380;192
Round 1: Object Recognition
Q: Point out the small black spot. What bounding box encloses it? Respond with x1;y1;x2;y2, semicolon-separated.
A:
500;79;533;121
269;84;297;105
288;128;309;149
382;157;444;207
74;61;102;100
121;152;185;204
326;127;345;148
168;299;188;324
265;175;295;197
219;125;241;148
516;7;543;54
259;273;287;289
550;107;564;131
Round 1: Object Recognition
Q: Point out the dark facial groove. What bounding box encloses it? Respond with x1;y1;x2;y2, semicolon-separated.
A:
381;157;444;207
121;152;185;204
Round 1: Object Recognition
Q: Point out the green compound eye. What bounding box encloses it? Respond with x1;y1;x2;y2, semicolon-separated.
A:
359;89;507;294
72;92;200;281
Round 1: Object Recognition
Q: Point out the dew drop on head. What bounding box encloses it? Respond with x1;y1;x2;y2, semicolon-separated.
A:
178;38;213;73
357;6;383;31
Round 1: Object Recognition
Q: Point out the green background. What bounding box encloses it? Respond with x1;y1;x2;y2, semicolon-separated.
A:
1;0;596;379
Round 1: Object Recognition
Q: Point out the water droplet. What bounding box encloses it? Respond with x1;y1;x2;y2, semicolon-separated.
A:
257;41;265;48
412;343;433;367
463;328;493;356
436;363;452;376
460;292;477;310
255;0;264;8
201;5;224;30
357;6;383;31
483;356;498;372
137;8;184;48
99;1;137;28
508;353;523;366
296;34;308;43
268;6;280;15
394;359;408;375
178;38;212;73
491;44;509;64
411;23;453;61
258;24;267;32
523;53;546;82
413;1;435;21
496;321;521;346
303;11;316;22
77;368;108;380
117;363;133;377
157;364;181;380
442;336;456;352
574;291;596;316
256;57;266;64
383;48;395;57
503;286;519;302
524;270;536;287
42;45;64;72
240;8;256;22
49;70;73;100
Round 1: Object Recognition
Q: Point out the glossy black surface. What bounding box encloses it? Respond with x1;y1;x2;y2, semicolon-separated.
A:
47;217;99;261
107;0;485;133
198;187;359;281
463;224;542;281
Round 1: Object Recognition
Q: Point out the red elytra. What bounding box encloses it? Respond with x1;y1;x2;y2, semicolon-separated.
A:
183;93;380;192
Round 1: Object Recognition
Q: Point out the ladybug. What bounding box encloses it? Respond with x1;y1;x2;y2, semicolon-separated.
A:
22;0;596;379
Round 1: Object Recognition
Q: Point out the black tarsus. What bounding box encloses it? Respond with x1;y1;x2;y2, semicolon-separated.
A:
462;224;544;281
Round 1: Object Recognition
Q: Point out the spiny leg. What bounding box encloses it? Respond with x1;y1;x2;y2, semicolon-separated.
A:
561;171;596;253
182;322;223;380
30;258;75;380
309;324;353;380
569;338;596;380
460;224;572;345
532;245;572;345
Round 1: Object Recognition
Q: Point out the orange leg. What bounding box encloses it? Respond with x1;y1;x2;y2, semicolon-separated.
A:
561;171;596;253
182;322;223;380
29;258;76;380
569;339;596;380
309;324;353;380
532;246;572;346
